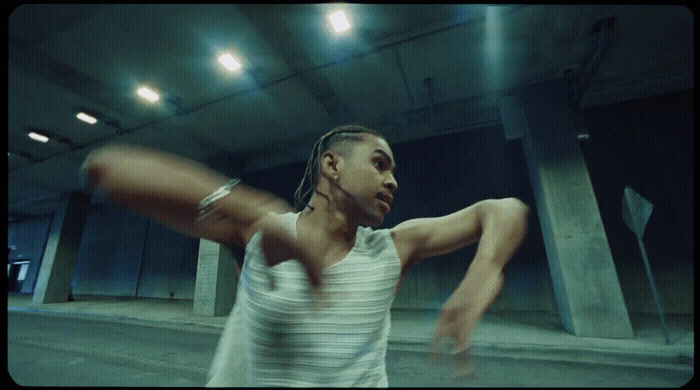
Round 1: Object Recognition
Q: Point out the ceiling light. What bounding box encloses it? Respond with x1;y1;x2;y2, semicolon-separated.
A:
137;86;160;103
218;53;242;72
76;112;98;124
28;132;49;143
328;10;351;33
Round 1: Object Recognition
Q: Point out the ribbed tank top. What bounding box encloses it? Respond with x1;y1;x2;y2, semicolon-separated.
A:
207;212;402;387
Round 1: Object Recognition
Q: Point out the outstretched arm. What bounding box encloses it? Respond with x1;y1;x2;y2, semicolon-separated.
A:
82;144;290;247
81;144;323;287
391;198;530;354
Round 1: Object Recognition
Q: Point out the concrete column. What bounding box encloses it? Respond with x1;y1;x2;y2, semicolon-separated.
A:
498;77;634;338
32;192;90;304
193;239;238;316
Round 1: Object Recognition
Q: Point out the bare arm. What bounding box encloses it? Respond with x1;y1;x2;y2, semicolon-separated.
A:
391;201;485;269
392;198;530;355
81;144;291;249
83;144;326;289
392;197;529;270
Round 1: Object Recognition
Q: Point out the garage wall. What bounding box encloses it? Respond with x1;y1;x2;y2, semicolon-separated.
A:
72;202;147;297
136;220;199;299
10;90;692;316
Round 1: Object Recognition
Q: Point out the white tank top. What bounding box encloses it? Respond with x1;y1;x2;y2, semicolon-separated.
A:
207;212;402;387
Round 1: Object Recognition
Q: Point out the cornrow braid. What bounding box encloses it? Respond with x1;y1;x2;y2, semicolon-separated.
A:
294;124;381;211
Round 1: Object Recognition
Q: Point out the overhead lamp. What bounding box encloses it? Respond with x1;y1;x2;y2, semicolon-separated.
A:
137;86;160;103
28;132;49;143
328;10;351;33
76;112;98;124
218;53;242;72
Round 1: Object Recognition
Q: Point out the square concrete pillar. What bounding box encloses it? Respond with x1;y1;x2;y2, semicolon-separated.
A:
499;77;634;338
193;239;238;316
32;192;90;304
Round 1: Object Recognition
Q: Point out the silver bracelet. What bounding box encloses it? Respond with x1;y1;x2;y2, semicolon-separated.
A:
197;178;241;224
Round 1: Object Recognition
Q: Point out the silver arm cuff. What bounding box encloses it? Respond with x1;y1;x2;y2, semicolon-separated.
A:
197;178;241;224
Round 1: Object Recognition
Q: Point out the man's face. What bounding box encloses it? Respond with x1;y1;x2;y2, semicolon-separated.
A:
337;135;398;226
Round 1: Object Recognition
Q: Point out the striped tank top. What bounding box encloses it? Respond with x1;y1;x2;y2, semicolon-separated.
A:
206;212;402;387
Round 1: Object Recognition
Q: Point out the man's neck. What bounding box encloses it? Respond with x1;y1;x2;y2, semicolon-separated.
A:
302;192;358;246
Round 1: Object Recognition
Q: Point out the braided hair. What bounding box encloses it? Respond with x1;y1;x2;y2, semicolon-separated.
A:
293;124;382;211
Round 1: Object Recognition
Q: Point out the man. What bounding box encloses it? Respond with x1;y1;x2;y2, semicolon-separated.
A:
82;124;530;386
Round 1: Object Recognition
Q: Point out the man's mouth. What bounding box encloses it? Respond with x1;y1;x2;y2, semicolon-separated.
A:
376;192;393;209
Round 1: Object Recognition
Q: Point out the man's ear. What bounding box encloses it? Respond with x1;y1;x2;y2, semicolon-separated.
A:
319;150;342;179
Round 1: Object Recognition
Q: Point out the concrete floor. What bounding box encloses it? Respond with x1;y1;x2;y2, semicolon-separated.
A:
7;292;694;386
8;310;693;387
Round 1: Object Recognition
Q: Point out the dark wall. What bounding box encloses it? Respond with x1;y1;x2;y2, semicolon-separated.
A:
72;203;148;296
9;90;691;315
137;220;200;299
581;89;693;314
71;201;200;299
7;215;52;294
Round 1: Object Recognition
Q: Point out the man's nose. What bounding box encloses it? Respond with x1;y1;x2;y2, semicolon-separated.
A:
384;174;398;193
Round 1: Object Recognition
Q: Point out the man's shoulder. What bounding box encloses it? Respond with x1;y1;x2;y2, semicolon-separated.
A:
358;225;394;249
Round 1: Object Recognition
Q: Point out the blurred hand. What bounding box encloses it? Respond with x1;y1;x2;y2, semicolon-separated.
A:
256;213;324;290
429;270;503;378
428;298;478;379
430;294;477;356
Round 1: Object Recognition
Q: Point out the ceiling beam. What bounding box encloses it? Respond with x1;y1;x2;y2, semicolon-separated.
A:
8;41;133;117
238;4;357;124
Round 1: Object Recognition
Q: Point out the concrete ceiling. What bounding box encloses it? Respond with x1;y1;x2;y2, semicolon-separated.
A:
7;4;693;216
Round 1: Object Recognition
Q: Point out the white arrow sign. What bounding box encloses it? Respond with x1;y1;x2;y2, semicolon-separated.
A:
621;186;670;344
622;186;653;238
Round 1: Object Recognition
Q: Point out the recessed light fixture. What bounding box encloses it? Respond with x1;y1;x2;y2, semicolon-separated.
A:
137;86;160;103
28;132;49;143
328;10;351;33
218;53;242;72
76;112;98;124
